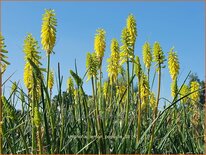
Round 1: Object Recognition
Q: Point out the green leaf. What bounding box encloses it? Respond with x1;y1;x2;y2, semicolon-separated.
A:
70;70;83;86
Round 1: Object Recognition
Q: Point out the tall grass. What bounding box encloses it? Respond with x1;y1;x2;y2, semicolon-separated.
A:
0;10;205;154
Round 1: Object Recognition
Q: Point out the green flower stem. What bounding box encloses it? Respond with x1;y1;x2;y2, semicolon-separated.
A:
136;76;141;148
125;58;130;130
40;82;51;153
46;54;51;90
131;44;135;100
148;65;161;154
173;78;178;124
92;77;101;153
77;86;83;151
91;77;97;132
99;66;104;125
109;82;113;106
100;65;106;153
32;91;36;154
45;54;55;153
147;68;150;122
58;63;65;153
123;58;130;153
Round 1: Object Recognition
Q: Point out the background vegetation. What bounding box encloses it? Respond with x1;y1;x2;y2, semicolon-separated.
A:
0;9;205;154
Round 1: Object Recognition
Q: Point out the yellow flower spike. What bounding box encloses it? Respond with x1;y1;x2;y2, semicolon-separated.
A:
94;29;106;62
153;42;165;66
190;81;200;104
139;74;150;110
126;14;137;46
150;92;156;110
23;62;33;91
120;27;134;61
24;34;40;61
86;52;99;81
24;70;42;99
67;77;74;94
33;107;41;128
142;42;152;70
103;81;109;98
107;39;120;85
171;78;178;97
180;84;189;104
48;70;54;90
168;48;180;80
23;34;42;96
41;9;57;55
134;56;142;78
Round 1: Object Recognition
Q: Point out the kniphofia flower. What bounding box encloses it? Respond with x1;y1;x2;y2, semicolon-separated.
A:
139;74;150;110
94;29;106;63
180;84;189;104
142;42;152;70
34;107;41;127
103;81;109;98
23;62;33;91
23;34;42;95
134;56;142;78
171;78;178;97
48;70;54;90
126;14;137;46
107;39;120;84
120;27;134;63
190;81;200;104
67;77;74;94
168;48;180;80
153;42;165;66
86;52;99;81
41;9;57;55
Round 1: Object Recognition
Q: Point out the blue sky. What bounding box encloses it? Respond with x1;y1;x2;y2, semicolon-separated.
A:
2;1;205;108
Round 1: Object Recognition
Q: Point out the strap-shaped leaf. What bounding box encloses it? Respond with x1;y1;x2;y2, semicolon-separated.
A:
70;70;83;86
